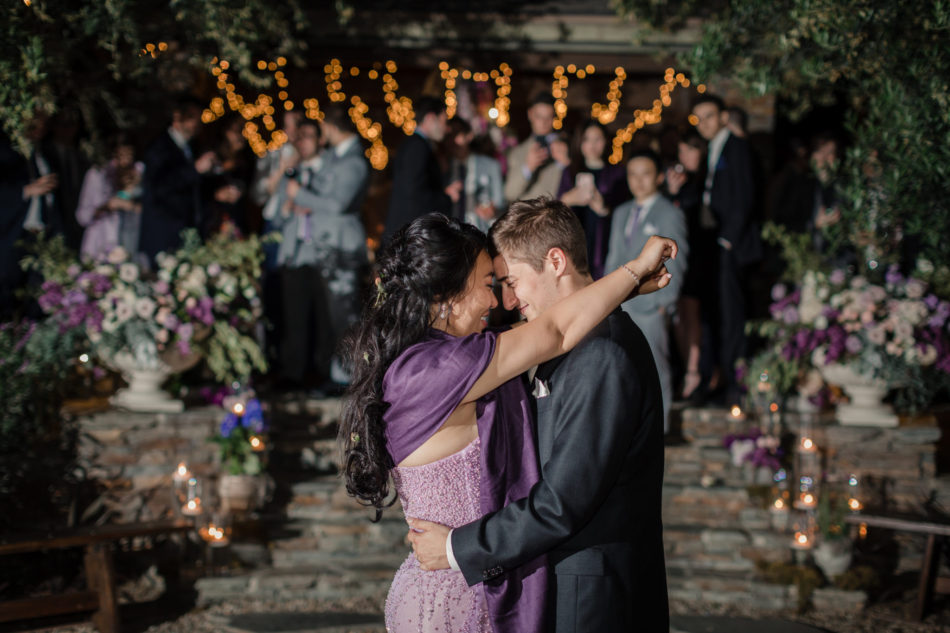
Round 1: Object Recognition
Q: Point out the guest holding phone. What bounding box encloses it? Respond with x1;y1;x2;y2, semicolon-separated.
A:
557;119;629;278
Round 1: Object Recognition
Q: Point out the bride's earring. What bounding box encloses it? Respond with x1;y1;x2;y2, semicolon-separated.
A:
439;303;448;320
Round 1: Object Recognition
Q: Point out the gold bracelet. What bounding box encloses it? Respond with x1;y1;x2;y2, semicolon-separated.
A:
620;263;641;287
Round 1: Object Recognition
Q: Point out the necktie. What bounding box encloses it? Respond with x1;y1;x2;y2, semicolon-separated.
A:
624;204;643;246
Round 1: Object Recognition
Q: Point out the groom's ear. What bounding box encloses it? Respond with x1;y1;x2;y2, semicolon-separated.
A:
545;247;570;276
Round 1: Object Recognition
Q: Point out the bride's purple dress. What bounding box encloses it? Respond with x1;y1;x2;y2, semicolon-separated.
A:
385;438;491;632
382;329;548;633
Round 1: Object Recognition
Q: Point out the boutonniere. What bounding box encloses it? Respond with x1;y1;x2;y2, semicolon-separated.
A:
642;222;659;237
532;377;551;398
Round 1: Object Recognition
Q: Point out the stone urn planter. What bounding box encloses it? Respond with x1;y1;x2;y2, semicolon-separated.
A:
218;474;261;514
100;337;201;413
814;539;852;579
820;363;898;427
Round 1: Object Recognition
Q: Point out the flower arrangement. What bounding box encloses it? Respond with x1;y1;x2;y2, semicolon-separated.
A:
212;391;268;476
24;230;267;384
723;427;783;472
748;264;950;412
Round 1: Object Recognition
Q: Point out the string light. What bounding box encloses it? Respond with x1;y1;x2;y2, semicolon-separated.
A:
609;66;694;165
192;56;702;168
439;61;512;127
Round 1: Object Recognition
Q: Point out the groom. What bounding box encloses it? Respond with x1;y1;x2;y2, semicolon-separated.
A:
409;197;669;631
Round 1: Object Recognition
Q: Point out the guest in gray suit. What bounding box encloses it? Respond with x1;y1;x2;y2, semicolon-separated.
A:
445;117;505;233
605;150;689;433
271;106;370;390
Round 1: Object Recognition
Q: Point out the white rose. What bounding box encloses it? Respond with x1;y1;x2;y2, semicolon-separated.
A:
107;247;128;264
134;297;156;319
118;263;139;283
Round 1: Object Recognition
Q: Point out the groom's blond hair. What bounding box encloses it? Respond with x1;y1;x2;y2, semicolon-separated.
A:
488;197;590;276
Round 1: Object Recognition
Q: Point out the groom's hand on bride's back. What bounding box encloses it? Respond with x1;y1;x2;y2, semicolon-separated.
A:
406;518;452;571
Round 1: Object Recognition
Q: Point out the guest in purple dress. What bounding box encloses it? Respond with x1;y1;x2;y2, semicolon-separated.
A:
75;135;144;260
557;120;630;279
339;213;676;633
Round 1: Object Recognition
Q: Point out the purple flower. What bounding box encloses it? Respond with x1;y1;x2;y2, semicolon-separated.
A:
176;339;192;356
783;307;799;324
219;412;239;438
154;280;170;295
771;284;787;301
925;294;940;311
885;264;903;286
845;335;863;354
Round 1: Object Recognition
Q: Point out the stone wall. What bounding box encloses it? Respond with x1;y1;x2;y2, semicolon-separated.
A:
77;406;222;523
664;406;947;610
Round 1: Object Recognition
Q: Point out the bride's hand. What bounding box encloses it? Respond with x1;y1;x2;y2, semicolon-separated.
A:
633;235;678;278
635;265;672;295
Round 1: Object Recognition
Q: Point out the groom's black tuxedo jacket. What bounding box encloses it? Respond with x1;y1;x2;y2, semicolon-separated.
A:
453;309;669;632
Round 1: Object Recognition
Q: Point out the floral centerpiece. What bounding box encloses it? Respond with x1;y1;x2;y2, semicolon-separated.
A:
748;264;950;415
24;230;267;410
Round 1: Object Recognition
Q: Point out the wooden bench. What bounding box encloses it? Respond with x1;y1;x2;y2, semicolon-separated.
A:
0;519;193;633
846;513;950;620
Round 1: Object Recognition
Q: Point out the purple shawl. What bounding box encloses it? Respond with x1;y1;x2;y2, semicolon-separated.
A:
383;328;548;633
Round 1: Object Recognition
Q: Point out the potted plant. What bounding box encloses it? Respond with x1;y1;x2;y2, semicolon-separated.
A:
814;490;853;579
211;391;269;513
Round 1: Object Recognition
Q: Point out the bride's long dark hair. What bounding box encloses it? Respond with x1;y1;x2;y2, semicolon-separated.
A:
339;214;487;519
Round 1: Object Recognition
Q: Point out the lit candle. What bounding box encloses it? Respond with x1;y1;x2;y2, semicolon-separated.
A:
791;531;812;550
799;437;817;453
199;523;231;547
232;401;245;416
182;476;202;516
249;435;266;452
848;498;863;512
729;405;745;420
772;498;786;511
172;462;191;483
798;492;817;509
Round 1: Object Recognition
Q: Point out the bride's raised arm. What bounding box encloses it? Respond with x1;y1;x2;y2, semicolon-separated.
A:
464;235;677;403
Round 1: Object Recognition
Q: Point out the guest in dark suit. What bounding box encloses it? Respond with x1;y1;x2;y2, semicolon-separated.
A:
382;97;459;241
139;95;216;265
409;198;672;633
692;94;762;404
0;115;64;320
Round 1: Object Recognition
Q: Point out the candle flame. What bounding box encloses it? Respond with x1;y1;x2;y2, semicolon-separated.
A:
233;402;245;415
773;498;785;510
795;532;809;546
769;402;779;413
177;463;188;476
730;405;742;418
801;437;814;451
802;493;815;505
848;498;862;511
859;523;868;538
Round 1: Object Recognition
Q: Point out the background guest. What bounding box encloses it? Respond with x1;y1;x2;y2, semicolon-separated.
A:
383;96;459;241
75;133;144;260
503;92;569;202
666;129;713;401
0;114;64;320
557;119;629;278
443;117;505;233
692;94;763;405
140;95;216;266
605;150;688;432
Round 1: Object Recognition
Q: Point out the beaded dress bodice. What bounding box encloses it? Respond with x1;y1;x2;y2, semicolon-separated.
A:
391;437;483;528
385;438;491;633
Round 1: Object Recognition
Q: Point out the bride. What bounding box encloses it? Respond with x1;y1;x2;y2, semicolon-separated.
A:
339;213;675;632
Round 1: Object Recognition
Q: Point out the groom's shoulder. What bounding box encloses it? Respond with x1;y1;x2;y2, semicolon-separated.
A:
565;311;640;367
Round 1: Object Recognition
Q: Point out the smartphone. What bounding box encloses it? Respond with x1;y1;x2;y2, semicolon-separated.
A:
575;172;595;195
